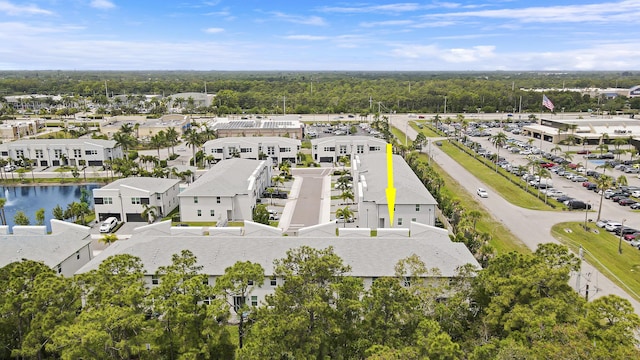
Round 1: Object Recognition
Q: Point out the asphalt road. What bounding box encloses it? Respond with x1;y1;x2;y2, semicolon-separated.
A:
389;116;640;314
289;168;332;230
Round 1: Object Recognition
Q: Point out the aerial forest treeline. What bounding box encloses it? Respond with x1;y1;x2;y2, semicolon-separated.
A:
2;244;639;359
1;71;639;115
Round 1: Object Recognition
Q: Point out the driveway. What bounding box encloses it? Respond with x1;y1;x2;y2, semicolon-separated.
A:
389;115;640;314
286;168;332;233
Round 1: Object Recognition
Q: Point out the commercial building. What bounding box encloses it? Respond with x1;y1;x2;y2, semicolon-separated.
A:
93;177;181;222
0;220;92;277
76;221;480;310
0;119;42;140
522;116;640;146
210;117;304;139
178;158;272;223
0;139;123;167
311;136;387;163
203;137;301;165
99;115;190;139
353;153;438;229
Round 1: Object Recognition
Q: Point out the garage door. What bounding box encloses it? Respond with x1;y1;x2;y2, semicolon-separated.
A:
98;213;121;221
126;213;145;222
319;157;334;163
88;160;103;166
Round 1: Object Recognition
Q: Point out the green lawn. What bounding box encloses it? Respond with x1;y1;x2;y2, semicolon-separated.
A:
390;126;411;147
409;121;440;137
438;141;557;211
551;222;640;302
414;153;529;255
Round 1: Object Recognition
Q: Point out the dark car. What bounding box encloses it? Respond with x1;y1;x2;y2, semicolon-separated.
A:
567;200;591;210
619;198;637;206
611;195;629;202
586;183;598;191
614;226;638;236
556;195;574;203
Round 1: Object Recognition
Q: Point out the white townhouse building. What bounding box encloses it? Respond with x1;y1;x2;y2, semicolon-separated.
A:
311;136;387;163
0;220;92;277
76;221;480;313
203;137;301;165
0;139;123;167
178;158;272;223
93;177;181;222
354;153;438;230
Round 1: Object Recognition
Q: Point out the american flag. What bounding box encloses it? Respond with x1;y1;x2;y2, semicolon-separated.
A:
542;94;555;111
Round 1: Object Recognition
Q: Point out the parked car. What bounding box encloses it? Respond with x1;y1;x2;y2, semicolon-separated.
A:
605;222;623;232
595;219;610;228
572;175;588;182
477;188;489;198
624;233;640;241
631;203;640;210
556;195;574;203
99;217;118;233
566;200;591;210
619;198;637;206
4;164;16;172
614;226;638;236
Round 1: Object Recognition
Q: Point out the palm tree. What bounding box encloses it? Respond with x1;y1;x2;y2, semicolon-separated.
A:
279;161;291;179
141;203;159;223
113;132;136;159
617;175;628;188
183;128;204;167
99;233;118;245
0;198;6;225
596;175;613;221
339;189;354;205
165;127;180;155
150;131;166;158
335;206;353;228
490;131;508;172
271;175;285;191
550;145;562;156
466;209;482;232
613;137;628;161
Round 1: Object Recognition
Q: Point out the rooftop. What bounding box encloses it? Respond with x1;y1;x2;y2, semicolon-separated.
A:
98;177;180;194
178;158;267;197
204;136;301;147
356;153;437;205
77;232;479;277
0;138;117;148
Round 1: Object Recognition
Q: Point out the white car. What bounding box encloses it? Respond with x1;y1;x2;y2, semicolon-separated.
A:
99;217;119;233
476;188;489;198
605;222;623;232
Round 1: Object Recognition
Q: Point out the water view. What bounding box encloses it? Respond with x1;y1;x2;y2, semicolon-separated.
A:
0;184;100;231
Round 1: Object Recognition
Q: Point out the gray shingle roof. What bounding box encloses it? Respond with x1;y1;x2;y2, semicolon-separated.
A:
0;230;90;268
77;233;479;278
178;158;265;197
99;177;180;194
357;153;437;205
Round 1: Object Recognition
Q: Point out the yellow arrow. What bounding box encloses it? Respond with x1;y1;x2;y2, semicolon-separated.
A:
385;143;396;227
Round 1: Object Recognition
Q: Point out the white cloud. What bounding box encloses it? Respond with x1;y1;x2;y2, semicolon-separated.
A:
423;0;640;24
319;2;429;14
391;44;496;63
359;20;414;28
0;1;53;16
270;11;326;26
284;35;328;41
90;0;116;10
203;27;224;34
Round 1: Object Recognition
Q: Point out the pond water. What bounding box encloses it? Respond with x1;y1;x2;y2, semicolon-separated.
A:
0;184;100;231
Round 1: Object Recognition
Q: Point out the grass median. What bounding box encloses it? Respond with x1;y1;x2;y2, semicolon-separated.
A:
438;141;557;211
551;222;640;302
409;121;440;137
415;152;529;255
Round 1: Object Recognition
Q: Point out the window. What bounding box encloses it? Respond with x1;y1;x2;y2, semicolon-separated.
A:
85;149;98;155
53;149;62;158
216;197;221;204
213;148;223;153
412;218;416;222
1;151;7;156
241;147;252;153
323;146;335;152
203;296;214;305
57;266;62;274
197;210;202;217
104;197;112;205
131;197;141;205
248;280;254;286
267;146;275;155
397;218;403;226
194;196;198;204
16;149;25;157
339;145;347;154
369;146;381;151
251;296;258;306
203;277;209;285
210;210;215;217
270;276;277;286
416;204;420;211
76;251;80;260
94;197;104;205
233;296;246;312
73;149;82;158
35;149;44;158
152;275;159;285
156;194;161;200
403;277;411;287
356;145;364;154
141;198;149;205
279;147;291;152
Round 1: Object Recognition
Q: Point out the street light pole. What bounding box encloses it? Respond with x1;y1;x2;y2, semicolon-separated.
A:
619;218;627;254
583;202;590;230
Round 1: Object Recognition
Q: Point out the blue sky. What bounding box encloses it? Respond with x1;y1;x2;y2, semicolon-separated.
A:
1;0;639;71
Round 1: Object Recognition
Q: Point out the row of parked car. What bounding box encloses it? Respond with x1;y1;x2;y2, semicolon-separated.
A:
597;219;640;248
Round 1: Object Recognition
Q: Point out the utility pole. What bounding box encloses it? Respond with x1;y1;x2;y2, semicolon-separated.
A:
444;96;447;114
